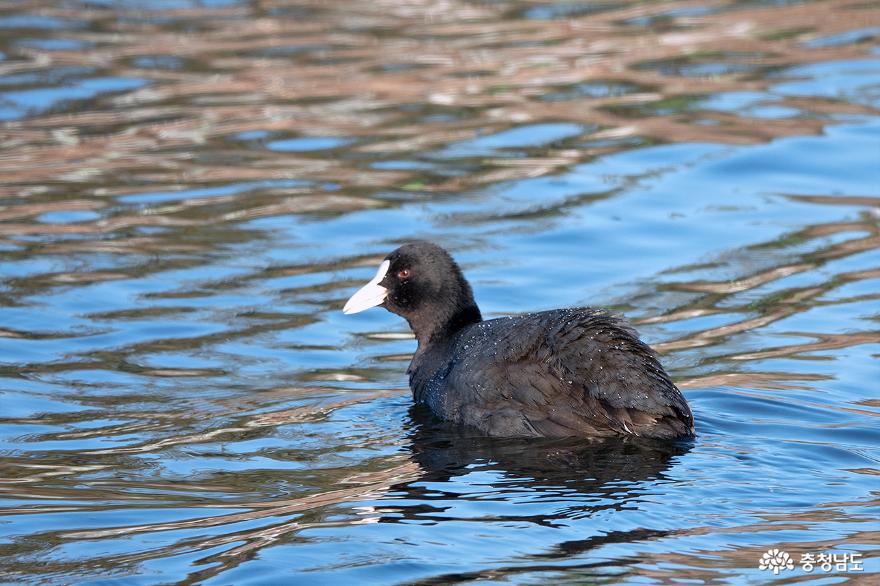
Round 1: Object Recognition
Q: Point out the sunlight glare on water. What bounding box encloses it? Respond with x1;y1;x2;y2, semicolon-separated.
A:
0;0;879;584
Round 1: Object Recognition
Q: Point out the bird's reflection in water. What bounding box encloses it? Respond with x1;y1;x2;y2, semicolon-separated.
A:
395;405;691;511
368;407;695;581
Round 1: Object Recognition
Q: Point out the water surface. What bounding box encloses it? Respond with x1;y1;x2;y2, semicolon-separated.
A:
1;0;879;584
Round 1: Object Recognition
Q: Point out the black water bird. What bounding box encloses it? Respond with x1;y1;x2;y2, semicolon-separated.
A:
343;241;693;439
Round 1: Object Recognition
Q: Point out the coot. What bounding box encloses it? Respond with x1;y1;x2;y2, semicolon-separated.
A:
343;242;694;439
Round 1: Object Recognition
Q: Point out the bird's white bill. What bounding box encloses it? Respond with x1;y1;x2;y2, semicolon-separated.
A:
343;260;390;314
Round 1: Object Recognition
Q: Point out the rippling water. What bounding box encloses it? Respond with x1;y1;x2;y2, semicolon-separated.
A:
1;0;879;583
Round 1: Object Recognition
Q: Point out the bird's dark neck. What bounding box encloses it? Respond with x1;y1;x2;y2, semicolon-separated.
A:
408;301;482;349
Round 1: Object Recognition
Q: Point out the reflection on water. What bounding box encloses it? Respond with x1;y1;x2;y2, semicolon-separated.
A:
0;0;879;583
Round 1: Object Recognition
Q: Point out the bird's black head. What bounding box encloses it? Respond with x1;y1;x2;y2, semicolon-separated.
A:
344;241;482;345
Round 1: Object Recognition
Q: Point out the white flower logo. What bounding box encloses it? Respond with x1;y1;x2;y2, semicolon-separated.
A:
759;548;794;574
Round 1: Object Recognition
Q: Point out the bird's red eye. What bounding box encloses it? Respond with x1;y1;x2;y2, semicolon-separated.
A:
397;269;411;279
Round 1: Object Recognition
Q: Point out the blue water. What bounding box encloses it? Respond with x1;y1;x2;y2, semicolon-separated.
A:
0;0;878;584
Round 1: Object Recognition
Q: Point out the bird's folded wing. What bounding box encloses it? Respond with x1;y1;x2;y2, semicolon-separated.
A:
452;308;693;437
